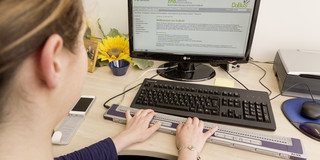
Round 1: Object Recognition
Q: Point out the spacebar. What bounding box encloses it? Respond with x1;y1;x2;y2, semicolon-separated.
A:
156;103;189;111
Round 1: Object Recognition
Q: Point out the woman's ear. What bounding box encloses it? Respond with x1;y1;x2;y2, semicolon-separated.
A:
39;34;64;89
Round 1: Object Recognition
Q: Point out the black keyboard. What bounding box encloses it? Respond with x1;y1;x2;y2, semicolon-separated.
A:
130;79;276;131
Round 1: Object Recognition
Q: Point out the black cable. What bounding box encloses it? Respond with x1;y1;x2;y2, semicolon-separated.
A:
223;69;249;90
270;94;281;101
249;62;272;96
252;61;274;64
103;83;141;109
249;58;317;102
249;57;274;64
103;74;159;109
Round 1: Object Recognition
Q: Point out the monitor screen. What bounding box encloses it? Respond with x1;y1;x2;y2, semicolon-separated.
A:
128;0;261;81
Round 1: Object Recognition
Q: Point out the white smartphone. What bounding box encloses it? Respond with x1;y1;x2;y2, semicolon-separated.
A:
69;95;95;115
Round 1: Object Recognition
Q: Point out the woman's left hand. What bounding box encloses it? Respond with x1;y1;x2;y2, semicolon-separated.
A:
112;109;161;153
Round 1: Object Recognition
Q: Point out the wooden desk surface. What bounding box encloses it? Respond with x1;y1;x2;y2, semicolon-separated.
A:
53;61;318;160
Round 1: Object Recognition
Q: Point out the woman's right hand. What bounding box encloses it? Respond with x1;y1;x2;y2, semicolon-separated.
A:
176;117;218;160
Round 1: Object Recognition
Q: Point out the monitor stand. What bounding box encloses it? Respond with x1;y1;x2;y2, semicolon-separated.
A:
157;62;215;82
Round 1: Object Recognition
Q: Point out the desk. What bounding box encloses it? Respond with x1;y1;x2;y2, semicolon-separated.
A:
53;61;318;160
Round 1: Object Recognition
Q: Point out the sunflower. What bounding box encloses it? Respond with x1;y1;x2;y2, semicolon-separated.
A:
98;36;131;62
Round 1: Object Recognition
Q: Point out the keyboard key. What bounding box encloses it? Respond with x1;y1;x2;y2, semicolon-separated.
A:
245;115;256;121
212;109;219;115
204;109;211;114
156;103;189;111
235;114;241;119
222;112;228;117
197;108;203;113
264;114;270;122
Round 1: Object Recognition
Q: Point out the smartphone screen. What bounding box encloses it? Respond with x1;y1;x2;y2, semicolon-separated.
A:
71;97;95;113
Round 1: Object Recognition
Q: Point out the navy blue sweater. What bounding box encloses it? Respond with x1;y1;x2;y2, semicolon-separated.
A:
54;138;118;160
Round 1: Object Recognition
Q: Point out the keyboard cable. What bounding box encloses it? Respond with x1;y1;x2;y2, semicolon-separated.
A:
103;65;178;109
222;68;249;90
222;61;273;97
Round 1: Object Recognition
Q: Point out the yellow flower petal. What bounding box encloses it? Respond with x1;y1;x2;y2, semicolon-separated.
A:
97;36;131;62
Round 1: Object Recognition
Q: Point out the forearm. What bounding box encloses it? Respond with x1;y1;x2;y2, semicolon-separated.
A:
111;131;134;153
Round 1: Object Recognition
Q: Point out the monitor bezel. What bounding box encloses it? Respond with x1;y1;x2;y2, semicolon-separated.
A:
128;0;261;64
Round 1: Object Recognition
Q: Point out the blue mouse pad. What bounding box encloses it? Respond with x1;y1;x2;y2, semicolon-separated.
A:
282;98;320;141
282;98;320;124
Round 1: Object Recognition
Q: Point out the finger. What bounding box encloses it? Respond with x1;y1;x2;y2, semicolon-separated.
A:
147;122;161;135
204;126;218;138
135;109;143;116
125;110;132;122
198;120;204;128
192;117;199;125
143;111;156;124
140;109;154;117
176;121;183;134
185;117;192;125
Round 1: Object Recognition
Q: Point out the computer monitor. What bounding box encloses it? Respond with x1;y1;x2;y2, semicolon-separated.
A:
128;0;261;81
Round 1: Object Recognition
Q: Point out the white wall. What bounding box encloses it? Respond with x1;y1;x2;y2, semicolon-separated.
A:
82;0;128;38
251;0;320;61
83;0;320;61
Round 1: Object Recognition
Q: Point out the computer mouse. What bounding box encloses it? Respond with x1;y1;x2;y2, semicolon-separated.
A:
299;123;320;139
300;101;320;120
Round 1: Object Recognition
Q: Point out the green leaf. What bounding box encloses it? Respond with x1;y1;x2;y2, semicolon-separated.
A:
84;27;92;40
86;35;102;41
132;58;154;70
107;28;122;37
97;18;107;39
97;60;109;67
122;33;129;39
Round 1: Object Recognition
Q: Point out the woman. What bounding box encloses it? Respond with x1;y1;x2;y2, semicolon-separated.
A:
0;0;217;160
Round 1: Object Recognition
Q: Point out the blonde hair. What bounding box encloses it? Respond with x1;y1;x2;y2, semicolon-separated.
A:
0;0;84;110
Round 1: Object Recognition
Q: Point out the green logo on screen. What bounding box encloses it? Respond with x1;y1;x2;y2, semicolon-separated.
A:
168;0;176;3
232;0;250;8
